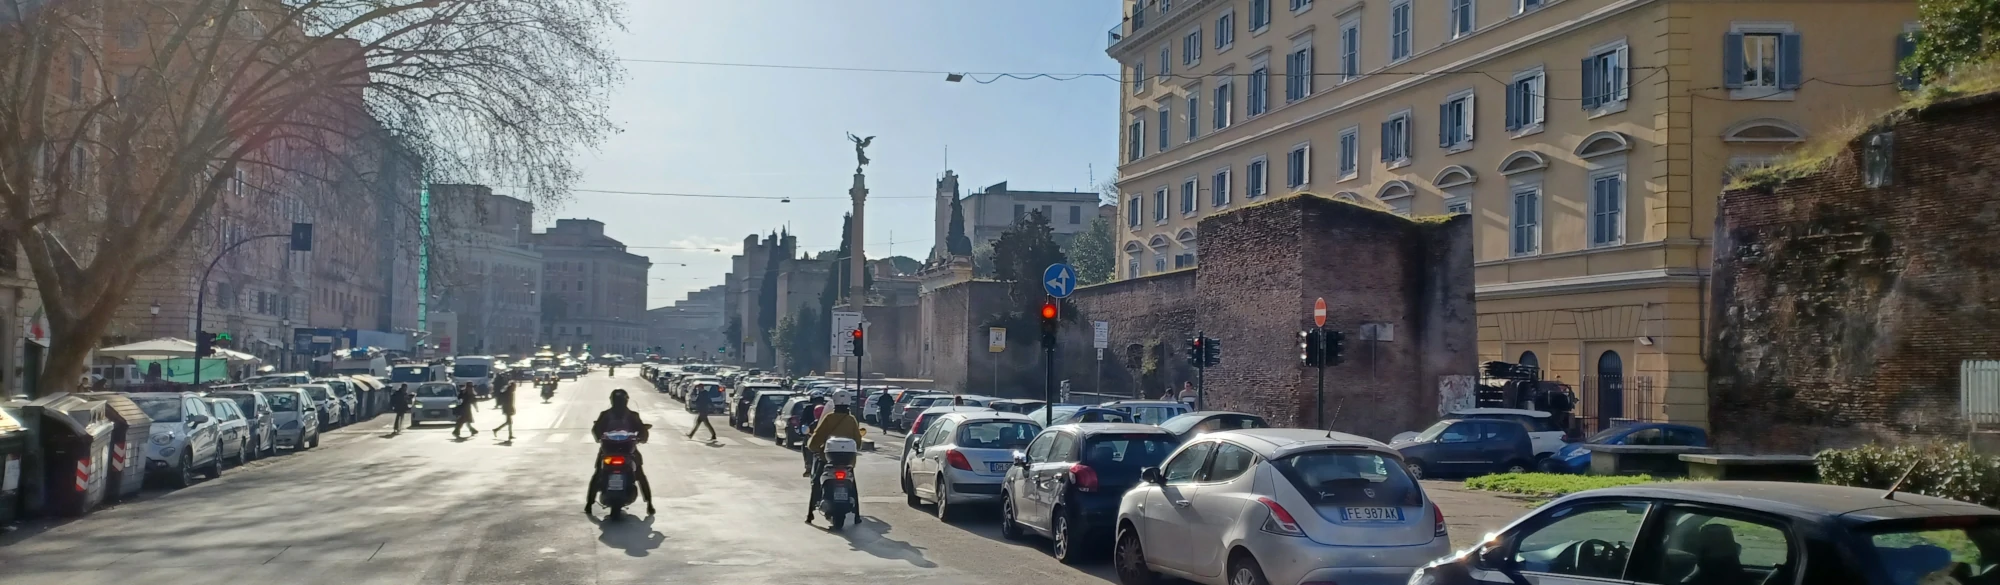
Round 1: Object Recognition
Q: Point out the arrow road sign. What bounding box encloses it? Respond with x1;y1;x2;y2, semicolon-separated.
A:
1043;263;1078;299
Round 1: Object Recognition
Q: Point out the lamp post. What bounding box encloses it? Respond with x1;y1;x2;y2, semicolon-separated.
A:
280;318;292;371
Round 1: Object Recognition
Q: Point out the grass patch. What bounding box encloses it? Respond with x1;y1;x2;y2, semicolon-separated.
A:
1729;59;2000;191
1463;473;1663;498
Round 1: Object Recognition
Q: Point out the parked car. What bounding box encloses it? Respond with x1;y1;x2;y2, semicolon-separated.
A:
203;398;253;468
989;399;1048;415
410;382;461;426
732;384;783;429
1099;399;1190;425
1394;408;1571;460
245;372;312;388
259;388;319;450
299;384;344;429
1116;428;1451;585
1157;411;1269;444
1000;423;1178;563
779;395;818;448
898;395;953;431
750;389;797;437
1391;417;1536;479
558;363;582;379
898;406;994;490
207;389;277;458
685;382;724;413
314;378;361;425
1027;405;1133;425
1410;481;2000;585
890;390;945;430
904;412;1041;521
128;392;225;487
1542;422;1708;474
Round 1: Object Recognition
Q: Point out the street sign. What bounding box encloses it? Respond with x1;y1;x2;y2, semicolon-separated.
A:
1092;321;1109;349
1059;380;1072;403
830;311;864;357
1313;297;1328;327
989;328;1007;353
1042;263;1078;298
1096;348;1104;361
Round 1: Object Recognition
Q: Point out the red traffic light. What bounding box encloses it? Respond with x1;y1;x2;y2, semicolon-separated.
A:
1040;301;1058;320
852;328;864;339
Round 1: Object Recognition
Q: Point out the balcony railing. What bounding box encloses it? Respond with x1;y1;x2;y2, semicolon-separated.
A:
1107;24;1124;48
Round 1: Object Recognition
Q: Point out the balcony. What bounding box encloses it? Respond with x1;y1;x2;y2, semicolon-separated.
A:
1108;23;1124;48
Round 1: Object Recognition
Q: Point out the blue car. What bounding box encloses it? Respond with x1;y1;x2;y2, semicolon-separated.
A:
1542;422;1707;473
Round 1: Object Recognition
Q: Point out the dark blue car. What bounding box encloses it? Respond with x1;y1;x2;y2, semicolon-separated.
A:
1541;422;1707;474
999;423;1176;564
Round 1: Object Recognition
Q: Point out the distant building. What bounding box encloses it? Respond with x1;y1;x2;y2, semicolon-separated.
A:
648;285;726;358
432;184;543;356
959;180;1103;248
536;219;649;355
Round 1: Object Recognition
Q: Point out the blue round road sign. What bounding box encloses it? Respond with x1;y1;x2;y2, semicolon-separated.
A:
1043;263;1078;298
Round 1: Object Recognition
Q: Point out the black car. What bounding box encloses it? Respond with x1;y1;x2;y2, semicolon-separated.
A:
1155;410;1269;444
1411;481;2000;585
998;423;1178;564
1392;417;1535;480
749;389;796;437
732;385;782;429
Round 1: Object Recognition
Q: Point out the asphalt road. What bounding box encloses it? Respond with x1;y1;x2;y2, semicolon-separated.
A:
0;372;1124;585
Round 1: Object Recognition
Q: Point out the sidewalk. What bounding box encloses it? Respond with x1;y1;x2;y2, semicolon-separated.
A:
1423;480;1541;551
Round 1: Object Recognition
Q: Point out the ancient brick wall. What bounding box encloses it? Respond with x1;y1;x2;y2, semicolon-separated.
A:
1060;271;1200;400
1711;94;2000;453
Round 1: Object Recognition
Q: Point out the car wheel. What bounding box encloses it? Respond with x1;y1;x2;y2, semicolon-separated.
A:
934;478;956;523
1505;460;1530;474
903;471;921;507
202;450;223;479
170;450;195;488
1537;458;1564;473
1229;553;1271;585
1405;459;1427;480
1114;527;1158;585
236;440;249;466
999;493;1026;541
1053;507;1086;564
307;431;320;449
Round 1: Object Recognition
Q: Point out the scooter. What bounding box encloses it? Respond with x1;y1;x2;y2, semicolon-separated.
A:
815;437;860;530
595;427;649;519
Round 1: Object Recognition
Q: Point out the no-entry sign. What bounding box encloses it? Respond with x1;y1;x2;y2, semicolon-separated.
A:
1313;297;1327;327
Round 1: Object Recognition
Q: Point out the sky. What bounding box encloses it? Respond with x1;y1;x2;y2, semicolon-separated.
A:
532;0;1124;309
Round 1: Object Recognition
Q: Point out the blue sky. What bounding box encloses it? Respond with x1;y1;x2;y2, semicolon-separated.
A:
539;0;1123;308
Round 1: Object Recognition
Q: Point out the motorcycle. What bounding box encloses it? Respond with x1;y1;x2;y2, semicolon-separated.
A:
594;427;649;519
815;437;860;530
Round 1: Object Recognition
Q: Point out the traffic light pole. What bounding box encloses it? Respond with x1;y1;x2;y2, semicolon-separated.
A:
1315;328;1327;429
192;233;294;388
1043;343;1055;428
1194;330;1206;411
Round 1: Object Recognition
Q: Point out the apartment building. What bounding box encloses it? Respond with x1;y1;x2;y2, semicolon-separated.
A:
432;185;544;356
1109;0;1916;429
536;219;650;355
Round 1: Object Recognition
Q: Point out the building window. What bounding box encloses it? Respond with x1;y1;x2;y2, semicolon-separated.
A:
1725;27;1802;96
1128;254;1141;278
1506;67;1545;133
1451;0;1475;38
1187;92;1200;141
1133;3;1146;29
69;53;84;101
1287;143;1311;188
1511;185;1541;256
1344;18;1360;82
1181;178;1199;214
1897;29;1923;90
1217;11;1235;50
1248;60;1270;116
1292;0;1311;12
1070;205;1082;224
1184;29;1202;66
1338;127;1359;178
1390;1;1413;62
1285;41;1314;102
1128;196;1142;227
1153;188;1168;221
1582;42;1630;112
1439;90;1475;150
1590;171;1625;246
1158;107;1171;152
1250;0;1271;31
1133;60;1146;94
1013;204;1026;221
1380;111;1411;164
1446;195;1470;214
1213;80;1233;129
1127;116;1144;161
1519;0;1542;14
1160;46;1171;78
1212;168;1232;207
118;18;141;48
1247;156;1269;198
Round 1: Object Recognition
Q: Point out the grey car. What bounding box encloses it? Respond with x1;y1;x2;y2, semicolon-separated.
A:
258;388;320;450
208;390;277;459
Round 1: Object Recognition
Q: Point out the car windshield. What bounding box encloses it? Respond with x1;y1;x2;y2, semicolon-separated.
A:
304;388;331;400
1123;405;1184;424
416;384;458;398
758;394;790;406
1079;435;1176;476
131;396;182;422
955;420;1039;450
1465;413;1559;433
1410;420;1455;443
1027;405;1079;422
224;395;256;414
1585;426;1630;443
1866;520;2000;585
1272;450;1422;507
264;393;299;410
389;367;430;383
452;364;489;377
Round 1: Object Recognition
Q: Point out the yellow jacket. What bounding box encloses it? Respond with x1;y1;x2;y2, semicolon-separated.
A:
807;411;861;453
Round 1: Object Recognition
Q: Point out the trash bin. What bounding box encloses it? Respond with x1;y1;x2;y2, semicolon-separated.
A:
27;394;114;517
0;405;29;524
75;392;155;501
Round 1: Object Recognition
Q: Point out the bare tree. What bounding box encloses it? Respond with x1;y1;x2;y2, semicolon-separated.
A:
0;0;622;395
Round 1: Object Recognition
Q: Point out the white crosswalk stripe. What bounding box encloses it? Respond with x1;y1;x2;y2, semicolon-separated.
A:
546;433;568;443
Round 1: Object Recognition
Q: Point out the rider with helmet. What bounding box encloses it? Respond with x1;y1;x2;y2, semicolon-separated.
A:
587;389;656;515
804;389;863;523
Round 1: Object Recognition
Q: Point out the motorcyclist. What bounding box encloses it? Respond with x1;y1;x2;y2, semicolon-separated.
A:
804;390;863;524
586;389;656;516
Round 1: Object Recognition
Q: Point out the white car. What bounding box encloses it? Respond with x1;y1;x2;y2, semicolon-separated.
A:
128;392;226;488
409;382;461;425
1391;408;1570;459
1114;428;1451;585
903;411;1041;522
260;388;320;450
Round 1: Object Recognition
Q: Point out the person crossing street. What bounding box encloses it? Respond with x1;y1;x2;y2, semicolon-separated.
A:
686;385;718;442
491;381;517;440
390;384;413;434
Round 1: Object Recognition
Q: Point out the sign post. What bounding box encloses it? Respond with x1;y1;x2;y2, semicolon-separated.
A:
829;311;863;358
1042;263;1077;427
1092;321;1109;397
989;327;1005;395
1312;298;1328;429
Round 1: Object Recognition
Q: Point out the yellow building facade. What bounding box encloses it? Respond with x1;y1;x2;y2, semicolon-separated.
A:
1109;0;1916;429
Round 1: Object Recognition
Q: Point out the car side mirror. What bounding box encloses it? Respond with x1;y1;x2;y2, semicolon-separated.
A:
1141;467;1164;485
189;414;210;426
1013;451;1029;466
1474;541;1514;571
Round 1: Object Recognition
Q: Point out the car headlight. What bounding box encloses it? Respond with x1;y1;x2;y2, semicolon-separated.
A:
151;434;174;446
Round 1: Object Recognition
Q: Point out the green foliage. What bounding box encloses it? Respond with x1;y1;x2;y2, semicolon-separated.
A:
1464;473;1665;497
757;231;784;363
1908;0;2000;83
774;305;822;376
992;210;1069;309
1816;442;2000;507
947;195;975;256
884;256;922;276
1069;217;1115;285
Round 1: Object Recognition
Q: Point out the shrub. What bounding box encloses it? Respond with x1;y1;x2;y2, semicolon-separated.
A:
1815;443;2000;507
1463;473;1662;498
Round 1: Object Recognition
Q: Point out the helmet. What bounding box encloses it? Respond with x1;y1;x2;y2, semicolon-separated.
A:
830;389;853;407
610;389;629;407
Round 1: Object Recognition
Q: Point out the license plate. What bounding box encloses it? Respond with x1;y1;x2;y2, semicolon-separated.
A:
1341;507;1402;522
831;488;849;500
607;475;625;490
988;462;1010;473
428;410;446;416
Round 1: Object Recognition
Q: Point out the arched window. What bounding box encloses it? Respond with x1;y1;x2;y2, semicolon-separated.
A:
1149;235;1170;273
1123;241;1145;278
1499;150;1548;176
1432;165;1476;189
1377;181;1414;216
1721;118;1807;143
1174;229;1198;269
1574;131;1632;159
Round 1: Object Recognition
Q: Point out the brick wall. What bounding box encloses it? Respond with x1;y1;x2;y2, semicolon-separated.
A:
1062;270;1200;399
1710;93;2000;453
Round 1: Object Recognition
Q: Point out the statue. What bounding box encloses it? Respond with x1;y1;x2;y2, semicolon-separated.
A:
847;132;874;171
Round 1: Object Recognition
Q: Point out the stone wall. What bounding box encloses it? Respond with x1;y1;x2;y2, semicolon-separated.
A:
1064;271;1200;400
1710;94;2000;453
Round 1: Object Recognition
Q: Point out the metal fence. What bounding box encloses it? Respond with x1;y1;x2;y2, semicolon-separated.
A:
1578;375;1659;434
1963;360;2000;428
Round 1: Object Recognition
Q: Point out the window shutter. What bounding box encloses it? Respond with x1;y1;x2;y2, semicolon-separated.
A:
1896;33;1920;90
1723;33;1745;89
1505;84;1520;131
1533;76;1546;124
1584;57;1600;108
1380;121;1392;161
1439;103;1451;147
1464;93;1476;142
1779;33;1803;90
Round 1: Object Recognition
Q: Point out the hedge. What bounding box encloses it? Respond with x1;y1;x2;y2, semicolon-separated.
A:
1815;442;2000;507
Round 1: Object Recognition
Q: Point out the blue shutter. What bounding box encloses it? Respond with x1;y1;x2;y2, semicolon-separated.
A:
1897;33;1920;90
1505;84;1520;131
1723;33;1745;89
1380;121;1392;161
1779;33;1803;89
1581;57;1599;109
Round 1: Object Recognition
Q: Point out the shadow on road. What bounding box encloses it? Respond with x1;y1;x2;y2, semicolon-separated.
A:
592;513;666;557
827;517;936;568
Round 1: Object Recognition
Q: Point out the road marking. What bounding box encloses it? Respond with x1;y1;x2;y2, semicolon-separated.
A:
547;433;568;444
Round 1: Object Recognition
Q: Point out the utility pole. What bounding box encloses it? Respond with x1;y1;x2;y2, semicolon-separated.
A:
194;224;312;387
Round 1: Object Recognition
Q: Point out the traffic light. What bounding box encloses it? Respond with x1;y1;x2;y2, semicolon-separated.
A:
1202;337;1221;367
1187;337;1204;367
1038;299;1059;349
1326;330;1346;366
1298;329;1322;367
196;330;216;358
850;327;866;357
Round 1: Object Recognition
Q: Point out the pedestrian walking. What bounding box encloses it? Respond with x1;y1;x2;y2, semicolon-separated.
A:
452;382;480;439
875;391;895;430
686;385;718;442
1178;382;1197;409
391;384;413;433
491;381;517;440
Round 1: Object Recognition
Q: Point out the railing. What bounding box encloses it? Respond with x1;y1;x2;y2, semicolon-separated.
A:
1578;375;1658;434
1107;24;1124;48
